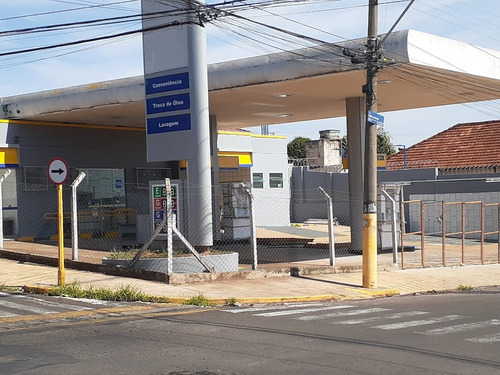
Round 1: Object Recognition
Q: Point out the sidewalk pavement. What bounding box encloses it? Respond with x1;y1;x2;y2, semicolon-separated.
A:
1;258;499;304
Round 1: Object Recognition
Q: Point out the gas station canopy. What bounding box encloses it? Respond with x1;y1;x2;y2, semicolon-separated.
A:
1;30;499;129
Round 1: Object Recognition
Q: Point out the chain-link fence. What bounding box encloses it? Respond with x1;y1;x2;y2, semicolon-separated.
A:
0;173;498;277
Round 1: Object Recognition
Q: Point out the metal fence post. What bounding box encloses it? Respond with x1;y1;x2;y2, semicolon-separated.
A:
442;201;446;267
400;200;405;269
420;200;425;267
461;202;465;265
71;172;85;261
381;189;398;266
481;202;485;265
245;188;258;270
318;187;335;267
70;172;86;261
165;178;173;274
0;169;11;249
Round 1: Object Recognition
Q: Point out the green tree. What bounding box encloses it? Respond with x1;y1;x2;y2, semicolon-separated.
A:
376;127;396;156
341;127;396;157
287;136;311;161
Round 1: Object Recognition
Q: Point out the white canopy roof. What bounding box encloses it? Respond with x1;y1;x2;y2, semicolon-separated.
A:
1;30;499;130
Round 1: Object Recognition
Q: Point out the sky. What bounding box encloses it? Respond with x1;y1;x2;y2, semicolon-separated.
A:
1;0;499;148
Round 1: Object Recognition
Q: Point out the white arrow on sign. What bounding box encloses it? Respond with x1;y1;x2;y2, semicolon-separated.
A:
47;158;69;185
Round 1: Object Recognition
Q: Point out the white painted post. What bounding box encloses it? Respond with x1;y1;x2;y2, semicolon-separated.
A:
165;178;173;274
0;169;12;249
318;187;335;267
70;172;86;261
245;188;258;270
381;189;398;266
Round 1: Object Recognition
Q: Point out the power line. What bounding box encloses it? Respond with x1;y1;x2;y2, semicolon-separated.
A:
0;18;192;58
0;0;138;22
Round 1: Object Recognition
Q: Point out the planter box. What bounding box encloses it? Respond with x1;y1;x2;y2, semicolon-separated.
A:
102;252;239;274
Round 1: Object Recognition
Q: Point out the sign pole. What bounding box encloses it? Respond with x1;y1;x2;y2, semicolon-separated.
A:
362;0;379;288
47;157;69;287
57;183;65;286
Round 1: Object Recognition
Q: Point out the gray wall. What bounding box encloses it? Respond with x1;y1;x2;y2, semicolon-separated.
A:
291;166;500;238
6;122;176;237
290;167;350;224
404;179;500;239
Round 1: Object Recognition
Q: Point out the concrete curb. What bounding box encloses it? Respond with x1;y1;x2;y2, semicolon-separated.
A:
0;304;158;324
347;288;400;297
1;249;369;285
22;284;402;306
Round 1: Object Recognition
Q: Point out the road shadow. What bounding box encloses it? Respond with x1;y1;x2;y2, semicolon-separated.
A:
290;272;359;288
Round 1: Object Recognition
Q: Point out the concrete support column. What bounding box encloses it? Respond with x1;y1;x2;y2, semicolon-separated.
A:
186;19;213;248
210;115;221;242
346;97;365;253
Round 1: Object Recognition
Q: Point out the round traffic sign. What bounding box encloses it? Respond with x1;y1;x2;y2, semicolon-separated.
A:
47;158;69;185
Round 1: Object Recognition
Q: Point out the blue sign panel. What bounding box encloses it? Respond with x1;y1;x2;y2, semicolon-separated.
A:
146;93;190;115
367;110;384;126
145;72;189;95
147;113;191;134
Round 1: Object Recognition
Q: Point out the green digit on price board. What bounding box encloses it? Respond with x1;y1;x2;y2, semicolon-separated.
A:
153;186;168;198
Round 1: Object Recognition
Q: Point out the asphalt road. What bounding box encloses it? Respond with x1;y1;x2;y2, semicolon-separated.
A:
0;291;499;375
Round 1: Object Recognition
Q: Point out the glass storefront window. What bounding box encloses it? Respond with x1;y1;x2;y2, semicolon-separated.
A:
77;169;125;209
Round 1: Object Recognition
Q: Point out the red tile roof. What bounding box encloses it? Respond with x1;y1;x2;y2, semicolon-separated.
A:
387;120;500;170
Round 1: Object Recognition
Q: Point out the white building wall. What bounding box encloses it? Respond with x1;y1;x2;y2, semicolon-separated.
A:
217;132;290;227
251;136;290;226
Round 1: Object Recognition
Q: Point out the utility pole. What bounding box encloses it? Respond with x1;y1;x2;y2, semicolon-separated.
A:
362;0;379;288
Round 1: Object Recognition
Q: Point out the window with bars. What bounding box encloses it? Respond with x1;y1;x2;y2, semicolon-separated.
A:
22;166;48;191
269;172;283;188
252;172;264;189
136;168;172;189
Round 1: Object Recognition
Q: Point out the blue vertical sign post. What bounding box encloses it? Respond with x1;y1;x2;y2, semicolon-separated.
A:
142;0;213;248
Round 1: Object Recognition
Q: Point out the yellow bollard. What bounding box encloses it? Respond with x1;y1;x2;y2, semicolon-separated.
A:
362;213;377;288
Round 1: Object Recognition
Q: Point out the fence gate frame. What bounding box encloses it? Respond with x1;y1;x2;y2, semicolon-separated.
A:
401;199;500;268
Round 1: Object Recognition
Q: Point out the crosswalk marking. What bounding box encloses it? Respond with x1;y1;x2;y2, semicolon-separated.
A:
419;320;500;336
466;333;500;344
8;294;93;311
0;292;105;317
0;309;19;318
222;303;324;314
334;311;429;325
220;304;499;344
296;307;391;321
0;300;58;315
374;315;465;330
254;305;355;317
